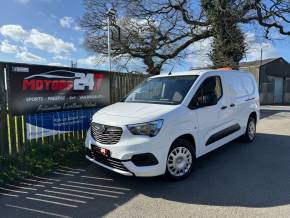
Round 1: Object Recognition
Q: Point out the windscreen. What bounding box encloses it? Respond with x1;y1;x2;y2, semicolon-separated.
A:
124;75;198;105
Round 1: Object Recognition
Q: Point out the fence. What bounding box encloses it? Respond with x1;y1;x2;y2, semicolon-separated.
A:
0;63;147;157
110;72;146;103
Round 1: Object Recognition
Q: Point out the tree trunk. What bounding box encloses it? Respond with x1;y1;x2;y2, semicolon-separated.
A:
144;57;162;75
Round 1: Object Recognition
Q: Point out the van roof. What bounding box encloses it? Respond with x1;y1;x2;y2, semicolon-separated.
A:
152;69;240;78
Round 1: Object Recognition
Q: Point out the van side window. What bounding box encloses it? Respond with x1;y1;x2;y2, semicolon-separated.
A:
189;76;223;109
229;74;248;97
242;75;255;95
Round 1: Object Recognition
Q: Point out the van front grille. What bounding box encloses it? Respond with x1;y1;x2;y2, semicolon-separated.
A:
91;123;123;145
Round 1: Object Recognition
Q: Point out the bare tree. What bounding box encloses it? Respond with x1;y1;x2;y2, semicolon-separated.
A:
81;0;290;73
242;0;290;37
167;0;290;37
80;0;211;75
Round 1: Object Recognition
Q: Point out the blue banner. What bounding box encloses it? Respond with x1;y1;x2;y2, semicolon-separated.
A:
25;108;99;140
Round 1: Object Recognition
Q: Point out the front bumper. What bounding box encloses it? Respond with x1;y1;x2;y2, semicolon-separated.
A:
86;155;133;176
85;128;169;177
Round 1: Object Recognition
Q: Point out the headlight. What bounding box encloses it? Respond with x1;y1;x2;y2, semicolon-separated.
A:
127;120;163;137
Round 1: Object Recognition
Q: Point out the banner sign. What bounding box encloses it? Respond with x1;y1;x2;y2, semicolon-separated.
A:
7;63;110;115
26;109;97;140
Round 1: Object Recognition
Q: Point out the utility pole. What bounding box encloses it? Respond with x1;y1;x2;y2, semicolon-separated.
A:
106;9;116;72
260;47;263;67
260;44;269;67
107;16;111;72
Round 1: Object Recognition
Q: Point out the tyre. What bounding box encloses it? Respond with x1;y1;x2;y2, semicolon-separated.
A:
242;116;256;143
164;139;195;181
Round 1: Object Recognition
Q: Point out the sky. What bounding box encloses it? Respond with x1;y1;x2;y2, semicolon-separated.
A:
0;0;289;73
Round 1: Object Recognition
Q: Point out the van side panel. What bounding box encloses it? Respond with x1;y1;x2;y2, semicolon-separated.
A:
223;73;248;132
245;73;260;122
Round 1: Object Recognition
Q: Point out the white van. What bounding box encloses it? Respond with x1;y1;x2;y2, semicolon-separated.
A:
85;70;260;180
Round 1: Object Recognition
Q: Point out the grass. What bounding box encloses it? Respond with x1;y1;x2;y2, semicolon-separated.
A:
0;140;86;185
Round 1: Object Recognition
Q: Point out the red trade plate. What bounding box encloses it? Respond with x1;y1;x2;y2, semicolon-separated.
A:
92;144;111;157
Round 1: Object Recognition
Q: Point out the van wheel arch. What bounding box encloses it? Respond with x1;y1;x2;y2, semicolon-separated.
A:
249;111;257;122
171;134;196;155
164;135;196;180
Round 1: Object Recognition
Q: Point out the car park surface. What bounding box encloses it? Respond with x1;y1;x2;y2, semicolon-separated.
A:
0;106;289;218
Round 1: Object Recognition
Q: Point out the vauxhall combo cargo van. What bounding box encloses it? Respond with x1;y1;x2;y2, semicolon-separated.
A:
85;70;260;180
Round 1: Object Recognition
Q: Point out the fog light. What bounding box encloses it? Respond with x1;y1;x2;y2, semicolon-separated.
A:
131;153;158;166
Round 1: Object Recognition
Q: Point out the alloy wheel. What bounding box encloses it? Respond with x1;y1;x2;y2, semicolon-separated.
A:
167;146;192;177
248;119;256;140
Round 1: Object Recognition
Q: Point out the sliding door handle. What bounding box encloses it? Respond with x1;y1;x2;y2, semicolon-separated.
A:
221;106;227;110
230;103;235;107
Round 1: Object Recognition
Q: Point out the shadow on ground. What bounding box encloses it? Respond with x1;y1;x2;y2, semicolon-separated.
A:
81;132;290;217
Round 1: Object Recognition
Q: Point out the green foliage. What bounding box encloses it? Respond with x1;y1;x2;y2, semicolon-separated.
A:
0;140;86;185
202;0;246;69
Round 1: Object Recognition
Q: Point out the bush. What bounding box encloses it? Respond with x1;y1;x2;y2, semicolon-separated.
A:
0;140;86;185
